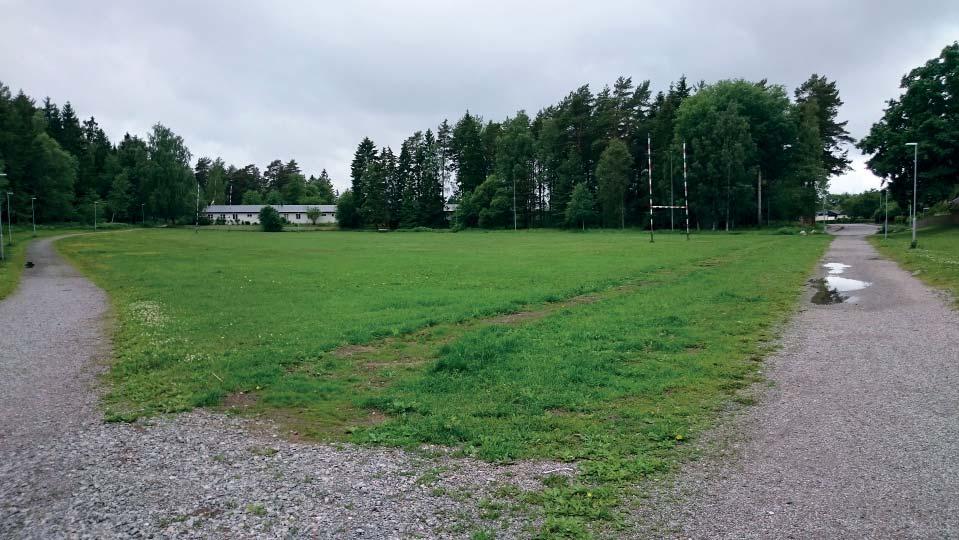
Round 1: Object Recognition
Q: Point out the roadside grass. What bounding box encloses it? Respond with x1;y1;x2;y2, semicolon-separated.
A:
870;225;959;305
58;228;829;537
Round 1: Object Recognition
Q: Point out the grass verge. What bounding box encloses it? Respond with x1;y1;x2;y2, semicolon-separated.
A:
870;224;959;305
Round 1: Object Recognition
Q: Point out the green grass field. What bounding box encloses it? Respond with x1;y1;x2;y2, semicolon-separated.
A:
59;228;829;537
871;225;959;306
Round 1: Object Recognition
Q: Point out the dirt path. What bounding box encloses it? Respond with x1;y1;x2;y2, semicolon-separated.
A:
641;224;959;538
0;236;565;539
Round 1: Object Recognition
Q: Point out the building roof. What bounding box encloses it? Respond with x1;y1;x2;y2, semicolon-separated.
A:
204;204;336;213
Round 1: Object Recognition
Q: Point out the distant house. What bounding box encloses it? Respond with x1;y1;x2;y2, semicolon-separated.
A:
815;210;847;222
204;205;336;225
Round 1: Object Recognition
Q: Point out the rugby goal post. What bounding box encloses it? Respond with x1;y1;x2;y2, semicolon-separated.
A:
647;134;690;242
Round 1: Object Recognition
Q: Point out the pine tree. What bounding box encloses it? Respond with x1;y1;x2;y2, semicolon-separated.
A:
350;137;377;216
451;112;485;194
795;74;853;177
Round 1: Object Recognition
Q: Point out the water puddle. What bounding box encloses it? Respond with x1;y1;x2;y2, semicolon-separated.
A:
825;276;871;293
811;262;872;304
823;262;850;274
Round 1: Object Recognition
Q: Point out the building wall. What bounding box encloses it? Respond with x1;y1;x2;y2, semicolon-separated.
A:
206;211;336;225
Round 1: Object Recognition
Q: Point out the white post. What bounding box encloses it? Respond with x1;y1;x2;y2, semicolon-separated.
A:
6;192;12;246
512;177;517;230
683;141;690;240
31;197;36;236
648;134;654;243
910;143;918;247
757;169;762;228
883;188;888;240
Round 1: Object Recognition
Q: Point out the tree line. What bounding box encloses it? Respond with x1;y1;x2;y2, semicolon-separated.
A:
0;83;337;224
345;74;853;230
7;41;954;231
860;42;959;214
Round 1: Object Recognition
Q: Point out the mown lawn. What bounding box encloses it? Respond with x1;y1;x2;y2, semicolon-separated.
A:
871;225;959;306
59;228;829;537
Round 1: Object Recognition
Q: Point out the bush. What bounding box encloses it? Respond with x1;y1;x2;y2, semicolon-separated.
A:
259;206;283;232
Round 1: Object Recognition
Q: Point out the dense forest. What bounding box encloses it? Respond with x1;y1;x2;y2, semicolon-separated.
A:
345;73;853;230
2;41;956;229
0;84;336;224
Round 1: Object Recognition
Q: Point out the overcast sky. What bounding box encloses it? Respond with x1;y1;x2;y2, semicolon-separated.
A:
2;1;957;194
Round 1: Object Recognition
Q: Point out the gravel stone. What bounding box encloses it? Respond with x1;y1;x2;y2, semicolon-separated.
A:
0;237;572;539
634;224;959;539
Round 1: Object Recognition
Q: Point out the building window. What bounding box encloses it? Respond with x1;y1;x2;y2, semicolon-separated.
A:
247;213;252;217
233;214;238;220
296;213;301;219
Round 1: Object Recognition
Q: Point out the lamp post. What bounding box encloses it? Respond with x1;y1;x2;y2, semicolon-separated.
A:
883;187;888;240
93;201;99;231
0;174;5;261
30;197;36;237
905;142;918;248
141;203;145;225
512;177;517;231
5;192;12;246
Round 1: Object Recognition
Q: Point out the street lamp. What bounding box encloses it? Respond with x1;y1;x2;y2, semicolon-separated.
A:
905;142;918;248
30;197;36;237
93;201;99;231
882;186;888;240
0;174;5;261
5;192;12;246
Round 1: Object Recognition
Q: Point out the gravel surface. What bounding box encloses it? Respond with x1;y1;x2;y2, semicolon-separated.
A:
0;237;572;539
636;224;959;539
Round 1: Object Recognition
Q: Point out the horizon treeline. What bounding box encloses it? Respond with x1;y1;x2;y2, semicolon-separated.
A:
346;74;854;230
0;82;337;224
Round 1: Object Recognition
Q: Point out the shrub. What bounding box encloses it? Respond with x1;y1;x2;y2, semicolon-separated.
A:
259;206;283;232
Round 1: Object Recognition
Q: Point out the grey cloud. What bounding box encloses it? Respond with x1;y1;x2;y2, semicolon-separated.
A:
1;0;957;193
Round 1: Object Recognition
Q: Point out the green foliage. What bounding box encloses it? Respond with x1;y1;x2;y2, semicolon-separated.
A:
106;171;134;221
564;183;596;230
241;190;264;205
305;206;322;225
595;139;630;228
860;42;959;212
144;123;193;222
334;189;361;228
258;206;283;232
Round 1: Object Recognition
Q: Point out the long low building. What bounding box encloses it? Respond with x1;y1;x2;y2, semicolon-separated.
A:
204;204;337;225
204;203;460;226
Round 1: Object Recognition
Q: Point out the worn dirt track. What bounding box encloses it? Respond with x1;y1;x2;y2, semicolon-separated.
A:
642;224;959;539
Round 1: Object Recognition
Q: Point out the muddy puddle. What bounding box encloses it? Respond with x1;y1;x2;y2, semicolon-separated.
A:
811;262;872;304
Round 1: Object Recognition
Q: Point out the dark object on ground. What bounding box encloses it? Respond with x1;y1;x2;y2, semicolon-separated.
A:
24;261;34;268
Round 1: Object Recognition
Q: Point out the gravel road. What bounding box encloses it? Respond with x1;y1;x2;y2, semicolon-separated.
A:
0;237;569;539
638;224;959;538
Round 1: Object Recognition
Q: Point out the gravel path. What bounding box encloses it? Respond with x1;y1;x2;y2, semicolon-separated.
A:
0;236;569;539
638;224;959;538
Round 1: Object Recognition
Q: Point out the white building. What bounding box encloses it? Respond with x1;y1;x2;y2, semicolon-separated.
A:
204;204;337;225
